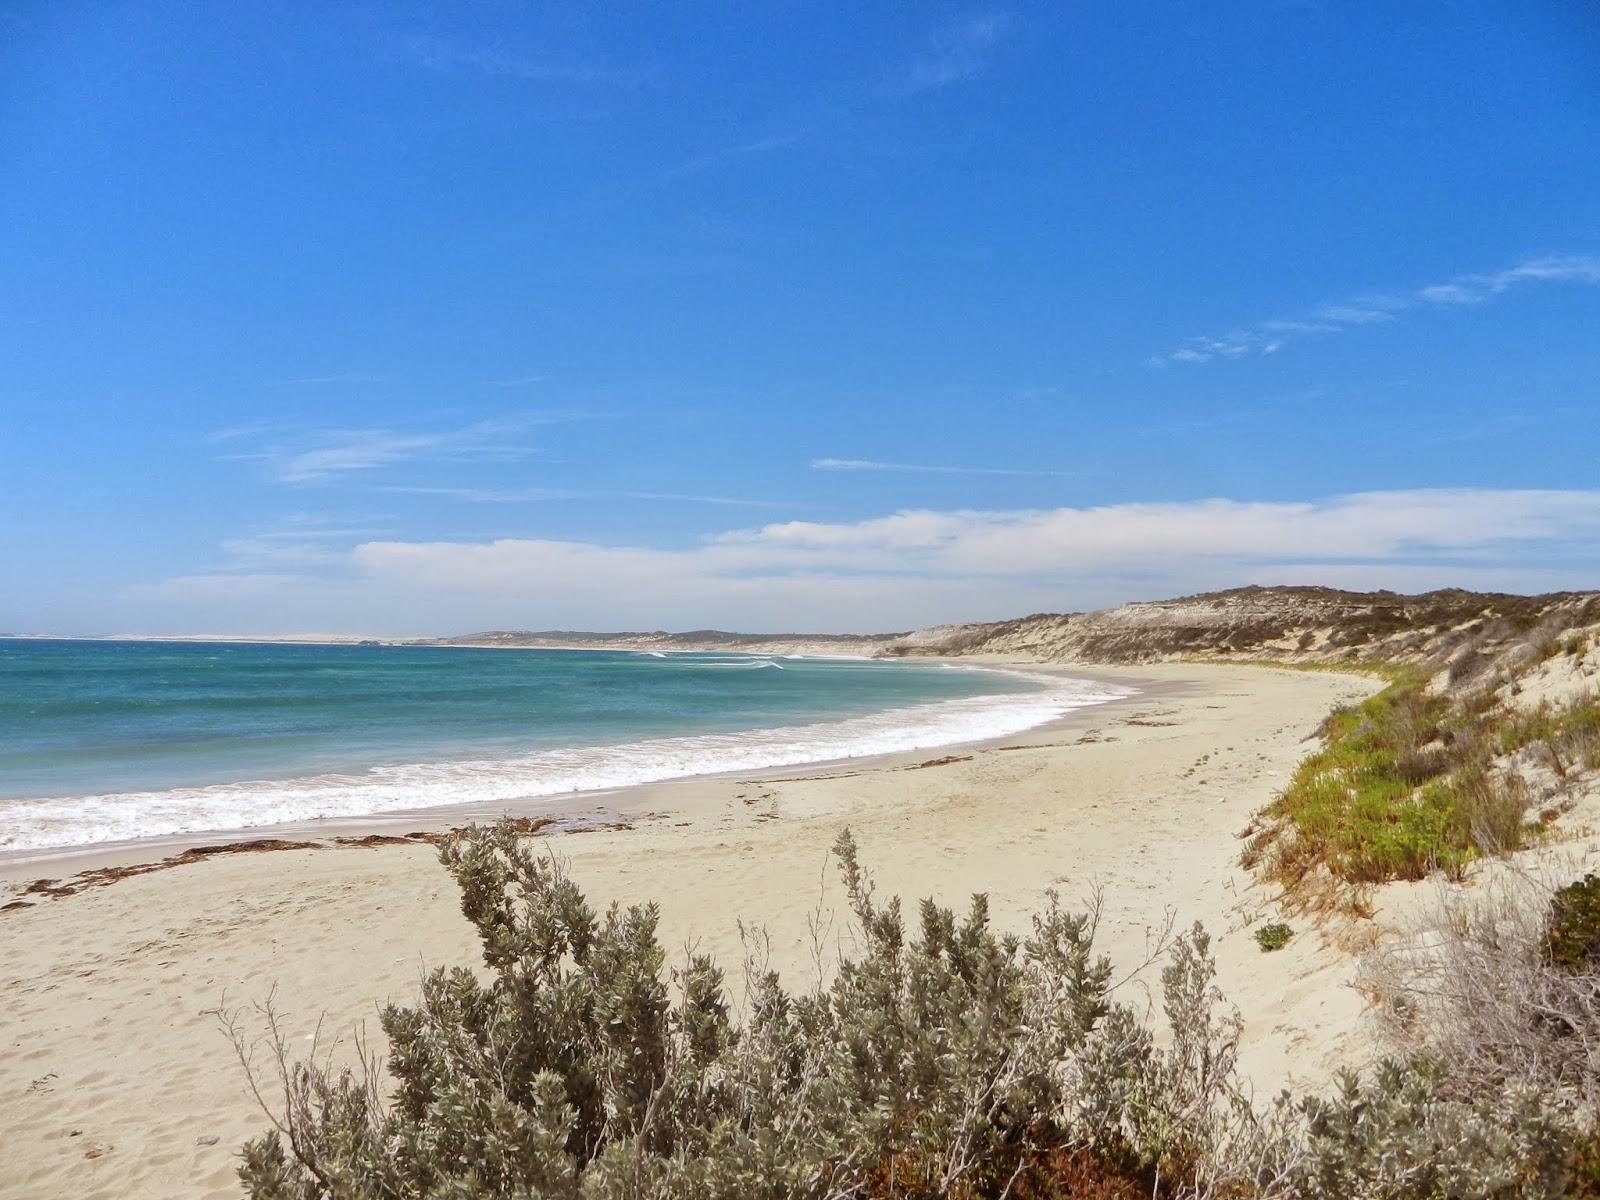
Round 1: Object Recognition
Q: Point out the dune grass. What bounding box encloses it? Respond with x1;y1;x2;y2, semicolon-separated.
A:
1500;695;1600;778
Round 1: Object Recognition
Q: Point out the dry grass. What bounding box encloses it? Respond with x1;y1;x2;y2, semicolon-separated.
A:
1360;859;1600;1111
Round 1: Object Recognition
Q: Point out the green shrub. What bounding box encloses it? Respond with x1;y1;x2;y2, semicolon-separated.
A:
1247;673;1557;900
1254;923;1293;952
1547;874;1600;973
1252;677;1496;889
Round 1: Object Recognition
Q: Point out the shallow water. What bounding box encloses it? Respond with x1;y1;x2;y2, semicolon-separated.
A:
0;639;1125;850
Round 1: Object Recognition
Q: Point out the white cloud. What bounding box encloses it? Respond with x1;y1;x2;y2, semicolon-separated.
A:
722;490;1600;572
1313;305;1394;326
119;488;1600;636
1153;253;1600;366
276;431;491;483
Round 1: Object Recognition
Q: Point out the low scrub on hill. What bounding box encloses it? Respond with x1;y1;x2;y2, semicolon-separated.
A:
229;821;1600;1199
1244;658;1600;904
1245;674;1528;889
895;586;1600;668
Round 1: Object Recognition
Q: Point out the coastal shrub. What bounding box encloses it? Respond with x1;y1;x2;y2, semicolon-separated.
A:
1548;874;1600;973
1299;1059;1575;1200
1446;652;1483;687
1247;675;1552;899
1239;597;1600;905
1252;677;1470;886
1253;923;1292;953
1363;868;1600;1112
228;820;1288;1200
228;820;1600;1199
1555;698;1600;775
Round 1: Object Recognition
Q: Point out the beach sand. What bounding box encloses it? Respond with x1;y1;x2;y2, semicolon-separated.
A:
0;661;1378;1200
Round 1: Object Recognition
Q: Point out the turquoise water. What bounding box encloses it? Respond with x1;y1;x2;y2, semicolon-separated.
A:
0;639;1124;851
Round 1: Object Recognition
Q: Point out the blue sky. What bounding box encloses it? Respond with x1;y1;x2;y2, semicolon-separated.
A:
3;1;1598;634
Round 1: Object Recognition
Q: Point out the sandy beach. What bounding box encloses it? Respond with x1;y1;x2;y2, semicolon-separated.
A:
0;661;1379;1200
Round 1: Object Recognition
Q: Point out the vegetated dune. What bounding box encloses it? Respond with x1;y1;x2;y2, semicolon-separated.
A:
884;584;1600;669
438;585;1600;673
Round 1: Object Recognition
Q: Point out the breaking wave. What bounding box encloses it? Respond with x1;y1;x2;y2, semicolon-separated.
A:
2;673;1129;852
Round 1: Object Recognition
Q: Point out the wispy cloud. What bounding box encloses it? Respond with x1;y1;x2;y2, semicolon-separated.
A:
1416;256;1600;304
666;134;804;181
1428;407;1571;445
1151;253;1600;366
206;421;283;443
574;12;1010;213
720;489;1600;568
812;457;1070;478
560;130;808;224
218;538;352;570
219;415;589;485
215;514;394;570
280;433;490;483
252;526;390;541
887;13;1014;98
391;34;647;87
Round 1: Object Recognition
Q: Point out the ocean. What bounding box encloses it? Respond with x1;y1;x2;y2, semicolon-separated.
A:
0;639;1126;852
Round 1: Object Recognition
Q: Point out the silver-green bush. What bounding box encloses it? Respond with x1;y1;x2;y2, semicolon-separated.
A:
228;820;1591;1199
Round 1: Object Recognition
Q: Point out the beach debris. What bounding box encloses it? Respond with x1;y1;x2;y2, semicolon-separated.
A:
1;825;559;909
333;832;442;848
908;754;973;769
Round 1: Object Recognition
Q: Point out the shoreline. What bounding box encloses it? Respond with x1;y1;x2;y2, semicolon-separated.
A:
0;660;1380;1200
0;633;902;654
0;658;1127;870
